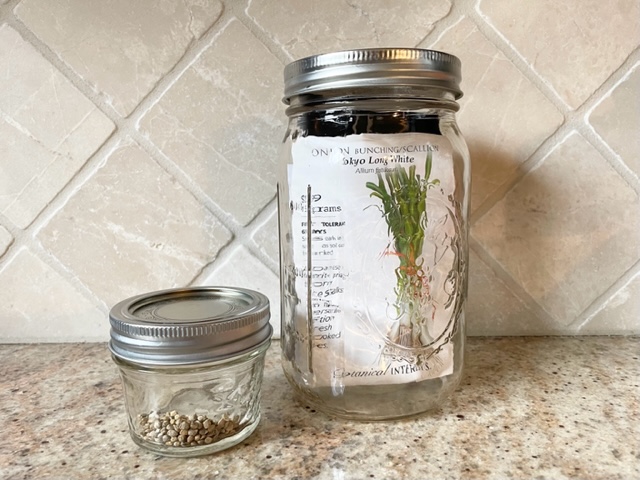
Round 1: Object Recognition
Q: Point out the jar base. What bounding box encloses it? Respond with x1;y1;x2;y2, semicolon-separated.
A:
284;369;462;421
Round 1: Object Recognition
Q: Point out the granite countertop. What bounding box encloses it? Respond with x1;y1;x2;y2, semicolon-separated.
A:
1;337;638;480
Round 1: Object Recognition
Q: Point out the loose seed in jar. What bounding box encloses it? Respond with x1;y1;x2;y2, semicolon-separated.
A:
137;411;243;448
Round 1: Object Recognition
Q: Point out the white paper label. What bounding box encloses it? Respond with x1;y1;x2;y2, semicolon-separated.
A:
288;133;462;386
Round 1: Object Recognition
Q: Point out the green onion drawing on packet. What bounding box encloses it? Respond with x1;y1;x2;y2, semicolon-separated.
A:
365;152;440;348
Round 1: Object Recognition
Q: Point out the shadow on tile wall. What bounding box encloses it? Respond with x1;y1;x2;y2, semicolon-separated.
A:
466;141;557;337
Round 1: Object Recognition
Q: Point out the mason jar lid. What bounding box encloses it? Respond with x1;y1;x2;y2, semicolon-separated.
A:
109;287;272;366
283;47;462;103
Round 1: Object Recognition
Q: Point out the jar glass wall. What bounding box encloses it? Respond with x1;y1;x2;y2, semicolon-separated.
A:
278;95;470;420
113;344;269;457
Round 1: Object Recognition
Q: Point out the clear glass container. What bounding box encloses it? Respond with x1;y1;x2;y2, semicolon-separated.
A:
109;287;272;457
278;48;470;420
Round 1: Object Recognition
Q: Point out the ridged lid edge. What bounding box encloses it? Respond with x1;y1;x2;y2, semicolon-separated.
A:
108;286;272;365
284;48;462;102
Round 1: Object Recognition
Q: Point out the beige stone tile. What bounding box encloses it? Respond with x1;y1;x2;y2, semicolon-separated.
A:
0;225;12;256
250;209;278;265
0;248;107;341
139;19;283;226
430;18;563;211
15;0;223;116
0;25;114;228
38;140;232;306
581;274;640;335
589;64;640;177
247;0;451;59
200;246;281;337
466;250;553;335
478;0;640;109
473;132;640;324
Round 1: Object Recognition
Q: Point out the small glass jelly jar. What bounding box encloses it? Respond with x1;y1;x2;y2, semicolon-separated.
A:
109;287;272;457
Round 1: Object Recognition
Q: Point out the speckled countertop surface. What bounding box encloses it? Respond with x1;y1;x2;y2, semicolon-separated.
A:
1;337;638;480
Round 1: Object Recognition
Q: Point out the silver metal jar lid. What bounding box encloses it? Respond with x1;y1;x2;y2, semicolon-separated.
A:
283;48;462;103
109;287;272;366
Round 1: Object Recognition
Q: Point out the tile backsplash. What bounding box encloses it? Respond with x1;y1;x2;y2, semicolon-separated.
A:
0;0;638;342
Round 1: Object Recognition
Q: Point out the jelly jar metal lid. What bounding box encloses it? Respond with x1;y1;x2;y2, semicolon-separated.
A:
283;47;462;103
109;287;272;366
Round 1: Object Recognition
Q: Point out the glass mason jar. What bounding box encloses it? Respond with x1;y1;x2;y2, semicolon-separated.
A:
278;48;470;420
109;287;272;457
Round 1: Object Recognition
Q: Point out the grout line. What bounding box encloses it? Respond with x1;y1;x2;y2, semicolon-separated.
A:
569;261;640;332
5;16;123;123
29;239;111;313
236;198;279;271
469;0;572;116
415;0;466;48
0;0;20;22
129;130;246;231
468;126;573;225
190;196;279;284
128;117;279;261
0;219;24;270
124;129;280;284
25;132;121;233
419;9;571;227
577;121;640;194
125;15;238;127
189;238;242;285
0;135;123;309
190;196;279;285
0;229;111;316
0;129;121;274
460;25;639;225
247;209;279;268
0;210;23;245
468;236;561;330
232;0;294;64
576;48;640;113
580;55;640;193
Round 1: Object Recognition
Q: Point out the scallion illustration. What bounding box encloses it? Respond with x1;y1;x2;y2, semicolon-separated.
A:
365;152;440;348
